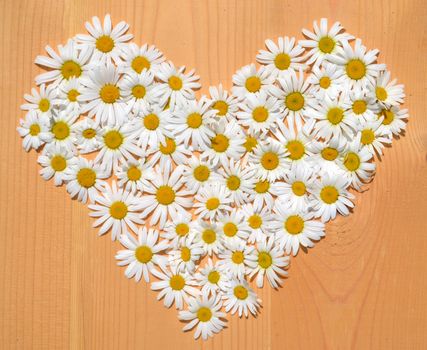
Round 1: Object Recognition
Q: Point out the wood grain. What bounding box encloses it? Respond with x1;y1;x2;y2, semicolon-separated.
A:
1;0;427;349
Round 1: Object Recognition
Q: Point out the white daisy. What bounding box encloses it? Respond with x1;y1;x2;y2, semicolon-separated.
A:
17;111;51;152
307;62;345;100
358;117;391;157
371;70;405;107
256;36;306;76
137;166;193;228
58;78;83;113
116;158;156;194
195;258;229;296
218;241;255;279
48;109;79;150
343;88;377;122
21;84;57;117
193;220;224;257
169;235;204;273
75;14;133;65
222;278;260;318
247;238;290;288
273;203;325;256
88;181;143;240
151;265;199;309
241;203;275;243
34;39;92;86
115;227;169;282
194;183;233;220
216;209;250;246
71;117;102;154
118;42;164;75
300;18;354;66
63;157;108;203
37;144;76;186
162;213;195;249
232;63;275;100
249;177;278;210
249;140;288;181
178;294;227;340
208;84;239;122
376;106;409;136
309;135;347;173
181;156;218;193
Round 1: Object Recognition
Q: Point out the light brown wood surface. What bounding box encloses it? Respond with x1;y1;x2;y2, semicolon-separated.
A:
1;0;427;349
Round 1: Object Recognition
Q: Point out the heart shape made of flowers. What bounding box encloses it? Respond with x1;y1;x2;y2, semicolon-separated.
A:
17;14;408;341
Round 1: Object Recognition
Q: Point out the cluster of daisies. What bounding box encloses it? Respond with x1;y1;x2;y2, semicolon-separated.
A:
18;15;407;340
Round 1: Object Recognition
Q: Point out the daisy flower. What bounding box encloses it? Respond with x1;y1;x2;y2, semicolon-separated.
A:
75;14;133;65
232;63;275;100
79;63;127;126
151;265;199;309
201;120;245;168
358;117;391;157
88;181;143;240
115;227;169;282
256;36;306;76
241;203;275;243
178;294;227;340
249;140;288;181
208;84;239;122
216;209;250;246
218;159;255;205
116;158;156;193
300;18;354;67
58;78;83;112
37;144;76;186
247;238;290;288
194;182;233;220
270;69;313;130
34;39;92;86
222;278;260;318
137;166;193;228
307;62;345;100
249;177;277;210
195;259;229;296
339;139;376;190
272;203;325;256
193;220;224;257
218;241;255;279
21;84;57;117
95;126;142;175
312;172;355;222
343;88;377;122
309;135;347;173
155;61;201;109
17;111;51;151
326;38;386;90
71;117;102;154
242;131;265;156
168;235;204;273
376;106;409;136
48;110;79;150
168;97;216;151
63;157;108;203
236;91;281;134
118;42;164;75
181;156;218;193
371;70;405;107
162;213;195;248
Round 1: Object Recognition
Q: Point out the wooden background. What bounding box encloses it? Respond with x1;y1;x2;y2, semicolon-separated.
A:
1;0;427;349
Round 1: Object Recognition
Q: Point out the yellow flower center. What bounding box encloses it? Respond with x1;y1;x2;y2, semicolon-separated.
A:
286;140;305;160
77;168;96;188
61;60;82;79
258;251;273;269
168;75;183;91
175;223;190;237
29;124;40;136
245;76;261;93
135;245;153;263
187;112;202;128
285;215;304;235
202;229;216;244
100;84;120;103
319;76;331;89
233;285;248;300
132;85;146;99
159;138;176;155
96;35;114;53
346;59;366;80
344;152;361;171
352;100;367;115
292;181;306;196
206;197;220;210
52;121;70;140
378;109;394;126
143;113;160;130
285;92;304;111
156;185;175;205
227;175;241;191
197;307;212;322
361;129;375;145
252;106;269;122
193;165;210;182
208;270;220;284
376;87;388;101
169;275;185;290
318;36;335;53
231;251;244;264
104;130;123;149
327;107;344;125
244;136;257;152
321;147;339;161
50;155;66;172
213;100;228;116
127;166;141;181
109;201;128;219
223;222;238;237
248;214;262;229
82;128;96;139
320;186;339;204
261;151;279;170
181;247;191;262
131;56;151;73
38;98;50;112
255;180;270;194
67;89;80;102
274;53;291;70
211;134;229;153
